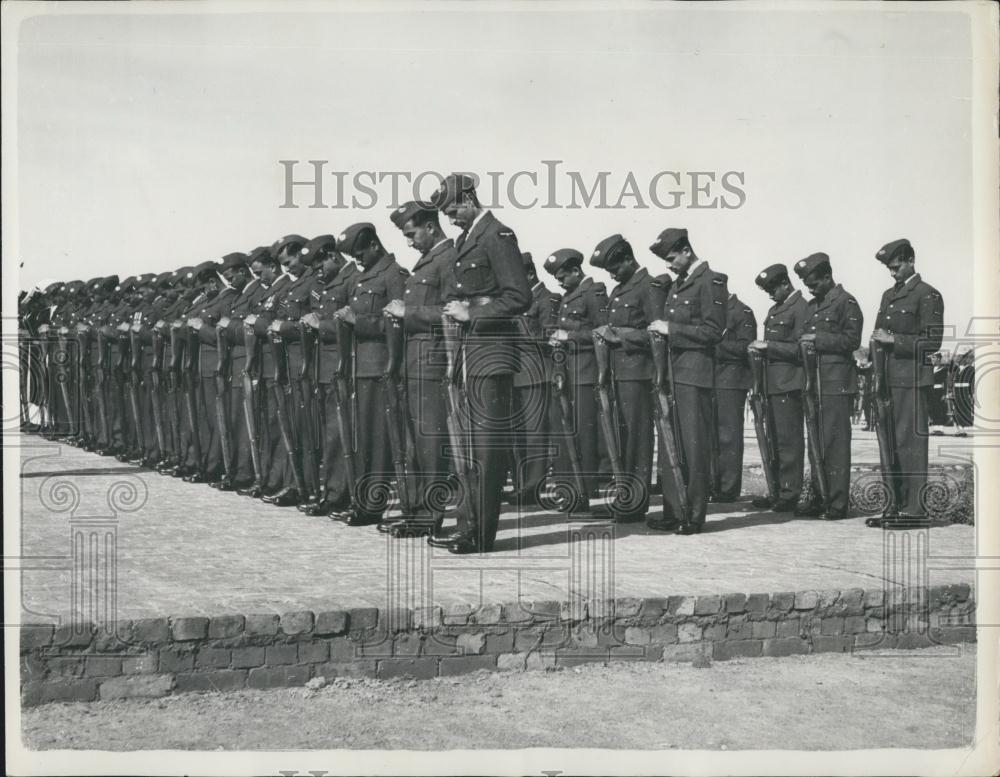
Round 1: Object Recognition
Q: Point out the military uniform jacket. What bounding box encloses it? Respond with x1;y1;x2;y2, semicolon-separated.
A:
762;289;810;395
551;276;608;386
347;253;408;379
402;239;453;383
804;284;863;395
251;273;294;377
194;287;239;377
514;282;562;387
873;274;944;388
443;211;532;376
313;262;358;384
715;293;756;390
606;268;666;382
662;262;726;389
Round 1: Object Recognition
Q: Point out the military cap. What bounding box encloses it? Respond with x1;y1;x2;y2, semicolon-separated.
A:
100;275;119;292
193;260;219;280
649;227;689;259
590;234;633;269
247;246;273;266
300;235;338;264
115;276;138;293
174;266;194;282
875;238;914;265
432;173;478;211
154;271;175;287
793;253;832;279
390;200;436;230
337;222;378;257
544;249;584;275
271;234;308;260
755;263;790;290
220;252;249;270
45;281;63;293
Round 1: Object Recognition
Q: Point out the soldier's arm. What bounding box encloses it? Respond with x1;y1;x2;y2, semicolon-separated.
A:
893;288;944;359
405;261;448;334
814;296;863;355
670;274;727;349
562;286;608;345
467;230;532;325
356;269;407;338
717;305;757;360
766;302;807;363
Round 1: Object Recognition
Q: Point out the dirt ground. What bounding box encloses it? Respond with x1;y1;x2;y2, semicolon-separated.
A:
22;646;976;751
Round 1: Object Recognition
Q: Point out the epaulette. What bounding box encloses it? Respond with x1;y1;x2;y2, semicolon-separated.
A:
711;277;726;286
398;267;410;276
498;230;516;239
651;278;666;288
592;282;607;292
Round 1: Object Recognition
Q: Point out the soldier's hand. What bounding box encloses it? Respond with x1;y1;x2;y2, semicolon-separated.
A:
188;317;203;330
870;329;894;345
116;322;130;332
749;340;768;351
593;325;621;344
268;319;283;333
549;329;569;345
799;333;816;343
244;314;258;327
218;316;231;329
384;299;405;319
301;312;320;329
647;320;670;336
443;301;470;322
334;307;357;325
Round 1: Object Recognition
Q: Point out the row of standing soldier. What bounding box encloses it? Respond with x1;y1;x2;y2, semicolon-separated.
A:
19;175;945;553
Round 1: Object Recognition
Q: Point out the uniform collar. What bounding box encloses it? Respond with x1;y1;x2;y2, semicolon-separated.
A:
674;260;708;291
356;252;395;281
770;288;801;315
562;276;592;304
611;267;649;298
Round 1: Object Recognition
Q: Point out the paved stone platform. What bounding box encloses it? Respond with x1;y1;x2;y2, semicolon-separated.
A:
15;431;977;623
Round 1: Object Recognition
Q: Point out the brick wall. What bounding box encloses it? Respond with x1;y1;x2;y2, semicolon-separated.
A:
20;584;976;705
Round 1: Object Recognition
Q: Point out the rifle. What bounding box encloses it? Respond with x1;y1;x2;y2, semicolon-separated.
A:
592;331;625;492
76;324;95;443
870;339;900;515
297;320;321;502
550;339;589;514
149;326;168;458
650;331;690;523
332;318;360;509
241;323;264;490
269;329;305;493
215;324;235;484
799;340;830;509
57;327;79;437
167;324;186;466
127;327;146;457
748;347;780;503
94;328;112;448
183;326;203;471
383;314;419;517
442;314;480;532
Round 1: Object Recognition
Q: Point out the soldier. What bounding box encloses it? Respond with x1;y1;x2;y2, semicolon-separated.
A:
793;253;864;520
591;234;667;522
508;251;562;507
868;238;944;528
749;264;811;512
332;222;409;526
647;228;726;533
713;290;757;502
544;248;609;500
427;173;532;554
382;200;453;536
300;242;358;515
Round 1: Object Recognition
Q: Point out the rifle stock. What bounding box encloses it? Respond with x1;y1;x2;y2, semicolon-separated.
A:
241;325;264;487
215;326;235;482
297;321;320;501
550;339;589;513
799;340;829;508
95;329;112;447
592;332;625;480
383;314;418;516
871;339;900;514
183;328;203;470
334;318;359;507
270;331;304;493
650;331;690;522
442;315;480;529
748;348;780;502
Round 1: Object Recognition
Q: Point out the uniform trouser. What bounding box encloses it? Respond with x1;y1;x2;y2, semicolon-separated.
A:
108;371;127;450
769;391;805;505
807;394;852;514
407;377;449;518
180;376;212;472
200;378;224;479
510;382;555;496
660;383;713;525
140;371;162;461
615;380;654;514
551;382;602;495
316;382;349;505
353;377;392;516
455;373;512;551
890;385;929;516
231;379;254;484
716;388;748;500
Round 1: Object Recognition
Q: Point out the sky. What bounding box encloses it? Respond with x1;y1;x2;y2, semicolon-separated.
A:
9;2;980;340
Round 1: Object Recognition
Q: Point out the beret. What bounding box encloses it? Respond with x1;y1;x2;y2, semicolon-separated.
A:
649;227;689;259
590;234;633;270
193;260;219;279
794;253;831;279
154;271;175;287
220;252;249;270
247;246;273;265
271;234;308;259
876;238;913;265
432;173;478;211
45;282;63;293
115;276;138;293
520;251;535;268
755;263;789;290
173;266;193;281
544;249;584;275
390;200;436;230
299;235;338;265
100;275;119;292
337;222;377;257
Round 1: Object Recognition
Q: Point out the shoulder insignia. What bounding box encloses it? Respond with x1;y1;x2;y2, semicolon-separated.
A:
398;268;410;276
651;279;664;288
498;230;516;239
714;299;724;305
712;278;725;286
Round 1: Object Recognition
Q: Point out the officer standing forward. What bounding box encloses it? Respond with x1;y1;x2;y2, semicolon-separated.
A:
869;238;944;527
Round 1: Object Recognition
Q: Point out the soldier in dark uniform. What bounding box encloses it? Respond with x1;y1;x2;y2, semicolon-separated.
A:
382;200;454;536
544;249;609;498
507;252;562;506
713;290;757;502
332;222;409;525
793;253;864;520
427;173;532;554
749;264;811;512
300;243;358;515
591;234;666;522
647;228;726;533
868;238;944;527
